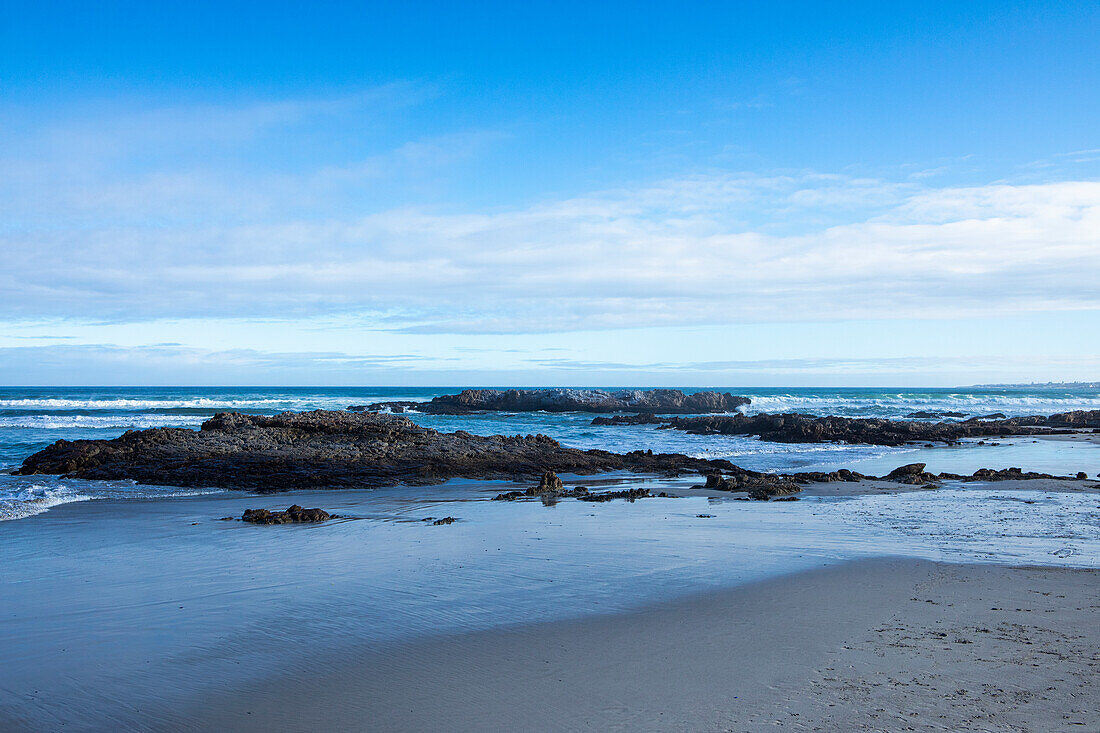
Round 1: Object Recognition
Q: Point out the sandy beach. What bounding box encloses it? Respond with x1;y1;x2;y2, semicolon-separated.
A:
2;474;1097;732
179;558;1099;732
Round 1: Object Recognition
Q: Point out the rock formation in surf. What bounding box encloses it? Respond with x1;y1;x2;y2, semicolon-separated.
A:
351;388;750;415
17;410;746;491
593;410;1100;446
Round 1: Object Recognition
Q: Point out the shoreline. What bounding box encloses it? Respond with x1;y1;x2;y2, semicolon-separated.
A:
2;478;1097;730
168;558;1100;732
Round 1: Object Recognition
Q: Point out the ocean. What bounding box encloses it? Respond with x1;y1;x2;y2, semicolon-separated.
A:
2;384;1099;521
3;385;1099;728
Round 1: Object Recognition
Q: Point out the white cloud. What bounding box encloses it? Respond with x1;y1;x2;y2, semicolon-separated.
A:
2;173;1098;332
1;93;1098;335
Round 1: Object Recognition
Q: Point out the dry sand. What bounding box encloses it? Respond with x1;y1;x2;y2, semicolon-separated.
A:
179;558;1098;732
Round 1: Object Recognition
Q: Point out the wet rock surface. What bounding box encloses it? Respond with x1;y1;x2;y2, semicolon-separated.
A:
632;410;1100;446
700;471;803;498
491;471;646;503
354;388;750;415
241;505;332;524
18;411;1090;499
17;410;745;491
590;413;665;426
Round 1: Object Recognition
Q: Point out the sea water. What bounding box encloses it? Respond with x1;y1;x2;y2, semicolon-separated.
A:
2;384;1099;520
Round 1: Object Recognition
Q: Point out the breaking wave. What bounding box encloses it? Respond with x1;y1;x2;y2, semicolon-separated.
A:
742;392;1100;418
0;479;224;521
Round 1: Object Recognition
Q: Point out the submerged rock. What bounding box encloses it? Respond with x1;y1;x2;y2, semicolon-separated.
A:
576;487;650;502
241;505;331;525
701;471;803;497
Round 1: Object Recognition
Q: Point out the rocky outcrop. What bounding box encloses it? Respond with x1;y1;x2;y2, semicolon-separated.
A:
884;463;940;484
646;411;1100;446
700;471;803;498
590;414;665;426
694;462;1082;499
534;470;564;494
905;411;966;419
576;487;650;502
1044;410;1100;427
242;505;332;524
355;388;750;415
940;467;1079;482
491;471;649;502
20;410;1087;500
17;410;746;491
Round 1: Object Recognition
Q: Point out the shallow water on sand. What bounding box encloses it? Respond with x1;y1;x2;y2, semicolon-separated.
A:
1;475;1098;729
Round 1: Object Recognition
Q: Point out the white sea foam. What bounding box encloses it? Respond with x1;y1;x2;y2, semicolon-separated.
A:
0;484;94;521
0;397;298;410
743;392;1100;418
0;479;224;521
0;415;209;430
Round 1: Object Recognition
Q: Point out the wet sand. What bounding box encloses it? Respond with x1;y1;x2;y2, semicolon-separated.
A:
180;558;1099;732
2;477;1097;731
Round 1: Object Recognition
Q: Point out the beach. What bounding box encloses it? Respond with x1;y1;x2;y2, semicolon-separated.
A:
2;470;1098;731
183;559;1099;733
1;386;1098;731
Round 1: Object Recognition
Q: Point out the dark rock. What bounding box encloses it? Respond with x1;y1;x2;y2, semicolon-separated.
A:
773;496;800;502
886;463;926;478
529;471;564;495
591;413;664;426
17;410;744;491
20;409;1085;499
643;410;1099;447
1078;472;1088;480
696;514;715;518
362;388;750;415
787;468;865;483
962;467;1066;481
906;411;967;419
241;504;331;524
348;401;421;413
576;487;650;502
1045;410;1100;427
432;517;456;525
700;471;803;497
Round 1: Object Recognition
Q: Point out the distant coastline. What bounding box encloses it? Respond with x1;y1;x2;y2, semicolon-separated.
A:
966;381;1100;389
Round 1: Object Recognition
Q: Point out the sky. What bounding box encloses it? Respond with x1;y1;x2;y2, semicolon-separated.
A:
0;0;1098;386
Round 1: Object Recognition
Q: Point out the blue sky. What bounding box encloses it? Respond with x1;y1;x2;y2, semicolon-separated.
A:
1;1;1098;385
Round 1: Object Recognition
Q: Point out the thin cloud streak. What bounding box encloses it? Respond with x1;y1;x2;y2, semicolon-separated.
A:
2;174;1097;333
2;92;1098;337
